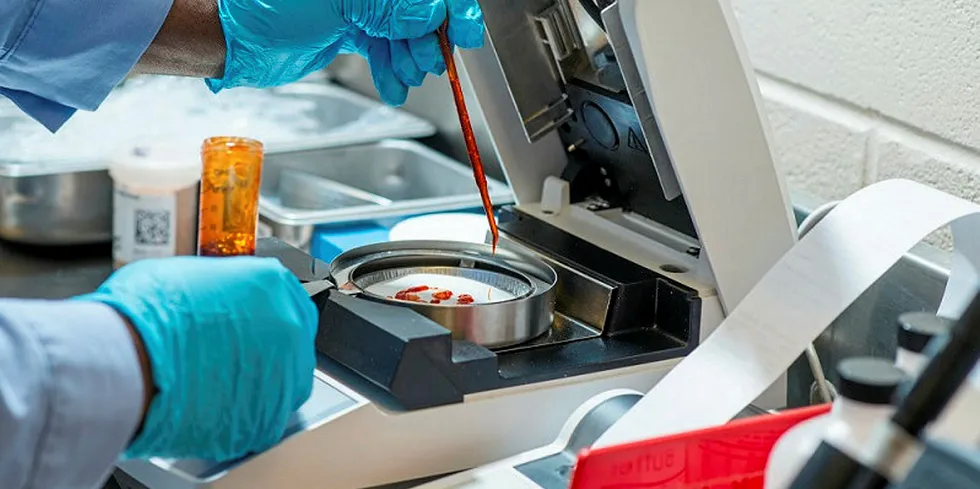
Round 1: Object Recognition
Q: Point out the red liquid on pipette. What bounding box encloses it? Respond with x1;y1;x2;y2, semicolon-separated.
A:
437;21;499;253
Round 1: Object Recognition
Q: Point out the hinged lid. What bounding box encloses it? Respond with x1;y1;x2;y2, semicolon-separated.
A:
457;0;797;312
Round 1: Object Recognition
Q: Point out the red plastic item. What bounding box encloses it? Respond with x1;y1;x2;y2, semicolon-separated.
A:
569;404;831;489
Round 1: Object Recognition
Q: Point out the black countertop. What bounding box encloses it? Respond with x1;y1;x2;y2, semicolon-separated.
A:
0;241;113;299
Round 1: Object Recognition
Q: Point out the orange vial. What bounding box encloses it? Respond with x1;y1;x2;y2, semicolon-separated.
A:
197;136;264;257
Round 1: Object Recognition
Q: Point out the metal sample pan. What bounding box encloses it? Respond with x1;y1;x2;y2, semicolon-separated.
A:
331;240;556;349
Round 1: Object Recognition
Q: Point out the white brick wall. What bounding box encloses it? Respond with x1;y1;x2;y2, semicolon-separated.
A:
732;0;980;248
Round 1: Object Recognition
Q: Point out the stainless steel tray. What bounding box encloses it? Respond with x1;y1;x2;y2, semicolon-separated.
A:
0;170;113;245
259;139;513;246
0;83;438;244
0;82;436;177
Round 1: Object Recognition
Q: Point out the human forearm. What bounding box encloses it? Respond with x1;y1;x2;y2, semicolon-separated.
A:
134;0;227;78
0;299;146;488
0;0;174;131
121;314;157;433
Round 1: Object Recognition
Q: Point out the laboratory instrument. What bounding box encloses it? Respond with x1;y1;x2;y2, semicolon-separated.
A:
891;440;980;489
197;137;264;257
894;312;980;448
109;145;201;268
412;402;827;489
895;312;953;376
788;289;980;489
115;0;799;487
764;357;904;489
329;240;556;348
436;20;499;250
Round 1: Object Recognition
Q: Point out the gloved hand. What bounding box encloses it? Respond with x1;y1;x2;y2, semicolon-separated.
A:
207;0;485;106
76;256;318;462
338;0;485;105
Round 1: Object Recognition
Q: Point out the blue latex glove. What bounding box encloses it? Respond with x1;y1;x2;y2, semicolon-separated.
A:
207;0;485;106
339;0;485;105
76;257;318;462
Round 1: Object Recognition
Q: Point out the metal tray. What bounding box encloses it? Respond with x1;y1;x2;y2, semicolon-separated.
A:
0;170;113;245
259;140;513;247
0;83;438;244
0;83;436;177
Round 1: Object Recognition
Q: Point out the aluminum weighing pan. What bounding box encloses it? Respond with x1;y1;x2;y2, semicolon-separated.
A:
331;240;556;349
259;139;513;227
0;83;436;177
354;265;536;305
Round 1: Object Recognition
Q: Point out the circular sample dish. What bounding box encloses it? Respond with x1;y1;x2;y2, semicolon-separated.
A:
331;240;557;348
355;266;531;306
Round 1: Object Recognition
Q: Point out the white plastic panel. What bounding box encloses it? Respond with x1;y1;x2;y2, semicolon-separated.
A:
617;0;798;312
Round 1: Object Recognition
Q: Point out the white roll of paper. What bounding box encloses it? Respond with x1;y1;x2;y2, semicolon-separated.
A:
595;179;980;448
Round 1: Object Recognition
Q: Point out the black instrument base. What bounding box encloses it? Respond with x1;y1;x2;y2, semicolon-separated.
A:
258;234;702;412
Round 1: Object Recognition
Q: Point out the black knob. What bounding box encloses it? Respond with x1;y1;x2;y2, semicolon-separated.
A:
897;312;953;353
836;357;907;404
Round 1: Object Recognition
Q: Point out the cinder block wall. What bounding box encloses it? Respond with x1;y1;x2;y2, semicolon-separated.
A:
732;1;980;248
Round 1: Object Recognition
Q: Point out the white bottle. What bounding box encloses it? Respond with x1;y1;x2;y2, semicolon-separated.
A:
895;312;980;447
764;357;905;489
109;145;201;269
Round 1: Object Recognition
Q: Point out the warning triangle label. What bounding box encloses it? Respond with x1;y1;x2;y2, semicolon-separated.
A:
627;128;646;152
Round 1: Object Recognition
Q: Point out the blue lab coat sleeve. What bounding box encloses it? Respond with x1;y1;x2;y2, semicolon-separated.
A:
0;299;144;489
0;0;174;132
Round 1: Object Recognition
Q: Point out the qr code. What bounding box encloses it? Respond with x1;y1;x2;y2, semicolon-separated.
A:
135;210;171;245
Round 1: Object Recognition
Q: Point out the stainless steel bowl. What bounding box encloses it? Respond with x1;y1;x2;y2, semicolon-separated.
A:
330;240;557;349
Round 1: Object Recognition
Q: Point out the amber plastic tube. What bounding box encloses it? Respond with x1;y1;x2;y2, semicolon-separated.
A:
197;136;263;257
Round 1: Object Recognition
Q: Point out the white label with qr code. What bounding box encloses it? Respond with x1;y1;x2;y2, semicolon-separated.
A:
113;187;178;262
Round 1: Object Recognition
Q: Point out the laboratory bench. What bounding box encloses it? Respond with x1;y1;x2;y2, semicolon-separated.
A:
0;240;112;299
